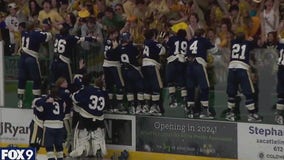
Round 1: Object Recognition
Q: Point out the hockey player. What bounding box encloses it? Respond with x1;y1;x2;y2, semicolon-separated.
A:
103;29;125;113
33;87;66;160
29;94;46;152
51;24;98;85
225;32;262;122
117;32;144;114
17;20;52;108
142;29;166;115
166;29;188;108
55;77;73;152
274;38;284;124
70;73;107;158
186;28;218;119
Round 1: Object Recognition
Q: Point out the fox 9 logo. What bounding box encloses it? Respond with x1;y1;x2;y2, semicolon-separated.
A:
0;147;36;160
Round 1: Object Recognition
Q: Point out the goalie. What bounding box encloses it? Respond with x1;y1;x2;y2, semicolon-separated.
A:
70;71;107;158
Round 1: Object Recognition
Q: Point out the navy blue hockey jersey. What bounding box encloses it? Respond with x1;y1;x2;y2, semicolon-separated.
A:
117;43;140;66
229;39;255;65
72;85;106;119
104;39;120;61
187;37;215;61
143;39;164;62
31;96;46;126
21;30;52;56
54;34;93;58
58;87;72;116
277;42;284;65
34;95;66;128
166;36;188;56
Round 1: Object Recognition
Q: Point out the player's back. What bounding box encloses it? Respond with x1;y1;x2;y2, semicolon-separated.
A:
104;39;120;61
21;30;50;53
167;35;188;56
75;85;106;118
43;98;66;121
54;34;79;58
188;37;213;61
58;87;72;115
32;96;46;126
230;39;254;65
118;43;140;67
143;39;162;62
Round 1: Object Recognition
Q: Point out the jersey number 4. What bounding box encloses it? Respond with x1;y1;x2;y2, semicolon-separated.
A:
89;95;105;111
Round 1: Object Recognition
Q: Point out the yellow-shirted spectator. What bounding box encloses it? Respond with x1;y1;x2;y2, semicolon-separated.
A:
71;0;82;11
218;22;231;48
38;0;64;34
223;0;250;18
58;0;69;19
278;18;284;38
16;0;29;22
148;0;169;16
123;0;136;19
121;16;144;44
133;0;150;21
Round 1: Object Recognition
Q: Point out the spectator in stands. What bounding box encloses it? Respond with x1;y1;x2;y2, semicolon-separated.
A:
114;3;127;21
218;22;232;48
187;12;205;40
28;0;42;25
120;16;144;44
5;2;20;55
133;0;149;21
94;0;107;16
106;0;121;8
102;7;125;31
207;0;224;29
278;17;284;38
16;0;29;23
248;0;262;17
58;0;69;19
0;12;5;29
62;12;76;34
38;0;64;34
148;0;169;16
123;0;136;19
260;0;280;42
80;16;103;58
51;0;60;12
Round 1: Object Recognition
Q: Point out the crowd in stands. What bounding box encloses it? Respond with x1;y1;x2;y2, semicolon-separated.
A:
0;0;284;117
0;0;282;55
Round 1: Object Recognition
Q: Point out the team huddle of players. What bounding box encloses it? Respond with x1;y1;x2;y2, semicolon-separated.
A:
29;60;107;159
102;28;265;122
15;18;284;158
14;17;284;158
16;21;107;159
103;26;284;124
